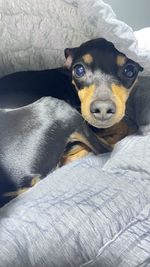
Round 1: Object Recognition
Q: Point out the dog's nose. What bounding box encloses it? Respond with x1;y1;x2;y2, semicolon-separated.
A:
90;100;116;120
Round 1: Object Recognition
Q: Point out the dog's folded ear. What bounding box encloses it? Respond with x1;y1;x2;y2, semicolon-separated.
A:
138;64;144;72
64;47;78;69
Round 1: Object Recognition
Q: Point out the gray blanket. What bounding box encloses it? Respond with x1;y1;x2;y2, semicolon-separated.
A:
0;0;150;77
0;127;150;267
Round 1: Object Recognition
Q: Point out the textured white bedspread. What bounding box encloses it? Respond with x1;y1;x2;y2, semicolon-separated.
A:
0;0;150;77
0;129;150;266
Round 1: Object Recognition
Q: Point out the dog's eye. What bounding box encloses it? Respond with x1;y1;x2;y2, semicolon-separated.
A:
73;64;86;78
123;64;137;78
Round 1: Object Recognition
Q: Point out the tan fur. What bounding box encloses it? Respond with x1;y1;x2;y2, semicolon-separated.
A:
74;80;136;129
116;55;126;66
3;176;41;198
82;54;93;64
30;176;41;186
111;83;129;124
68;131;96;152
78;84;96;123
68;131;89;143
3;188;29;198
61;144;90;165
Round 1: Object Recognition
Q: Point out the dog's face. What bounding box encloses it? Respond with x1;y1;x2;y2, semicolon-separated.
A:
64;38;143;128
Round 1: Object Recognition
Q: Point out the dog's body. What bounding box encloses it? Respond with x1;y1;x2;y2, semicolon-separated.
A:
0;38;143;207
0;68;80;109
124;76;150;131
0;97;110;207
0;38;142;120
0;39;143;147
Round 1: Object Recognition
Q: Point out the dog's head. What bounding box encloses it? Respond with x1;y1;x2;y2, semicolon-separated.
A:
64;38;143;128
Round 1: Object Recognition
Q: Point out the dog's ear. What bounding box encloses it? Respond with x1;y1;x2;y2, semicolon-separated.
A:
64;47;78;69
138;64;144;72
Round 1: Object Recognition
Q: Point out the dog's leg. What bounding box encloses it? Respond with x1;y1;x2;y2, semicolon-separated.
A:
60;122;112;166
2;175;41;205
60;143;90;166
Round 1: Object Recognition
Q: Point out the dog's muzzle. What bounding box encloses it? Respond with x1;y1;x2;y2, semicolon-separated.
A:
90;99;116;121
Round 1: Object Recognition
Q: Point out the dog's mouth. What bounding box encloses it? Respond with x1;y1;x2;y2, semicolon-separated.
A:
79;96;127;129
81;111;124;129
77;83;129;129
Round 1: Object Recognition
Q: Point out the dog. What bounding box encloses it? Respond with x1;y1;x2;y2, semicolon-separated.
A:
0;38;143;145
0;38;143;125
0;38;143;206
64;38;143;145
0;97;110;207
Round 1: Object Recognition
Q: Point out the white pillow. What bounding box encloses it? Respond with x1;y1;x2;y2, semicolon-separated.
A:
0;0;150;76
134;27;150;50
102;131;150;176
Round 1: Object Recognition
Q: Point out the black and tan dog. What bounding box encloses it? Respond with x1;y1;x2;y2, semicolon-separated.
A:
0;38;143;207
0;38;143;120
64;38;143;144
0;38;143;144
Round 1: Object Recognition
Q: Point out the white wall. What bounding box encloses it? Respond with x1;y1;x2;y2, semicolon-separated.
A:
105;0;150;30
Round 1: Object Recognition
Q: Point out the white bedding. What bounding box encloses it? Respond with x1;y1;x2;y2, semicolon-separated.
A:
0;0;150;77
1;129;150;266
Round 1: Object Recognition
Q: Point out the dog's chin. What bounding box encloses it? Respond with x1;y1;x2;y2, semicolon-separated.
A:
83;115;123;129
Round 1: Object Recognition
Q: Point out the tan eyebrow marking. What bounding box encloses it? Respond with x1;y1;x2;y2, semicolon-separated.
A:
82;54;93;64
116;55;126;66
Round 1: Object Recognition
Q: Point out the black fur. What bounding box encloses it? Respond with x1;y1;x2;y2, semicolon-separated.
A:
125;76;150;129
0;68;80;109
0;97;110;207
